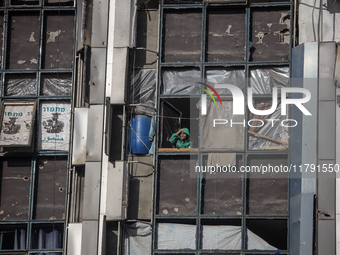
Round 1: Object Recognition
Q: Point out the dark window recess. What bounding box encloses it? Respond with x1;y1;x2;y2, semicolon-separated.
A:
163;11;202;62
106;221;119;255
33;158;67;220
159;98;199;148
158;157;197;215
202;155;243;215
41;73;72;96
0;225;27;250
5;73;36;96
43;12;74;69
45;0;74;6
0;159;31;221
247;155;288;215
7;13;40;70
31;224;63;250
250;8;290;61
9;0;40;5
246;219;287;250
206;9;245;62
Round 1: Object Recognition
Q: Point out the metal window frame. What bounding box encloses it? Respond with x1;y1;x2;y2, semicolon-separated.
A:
0;2;75;254
153;0;293;254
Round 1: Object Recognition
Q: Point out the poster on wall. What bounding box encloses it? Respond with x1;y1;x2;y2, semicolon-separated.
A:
38;101;71;151
0;102;35;147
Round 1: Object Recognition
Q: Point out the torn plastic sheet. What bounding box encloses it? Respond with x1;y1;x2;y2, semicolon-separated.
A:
157;223;196;250
124;222;152;255
130;69;156;116
162;69;200;95
200;100;244;150
5;77;36;96
41;74;72;96
250;67;289;94
248;103;289;150
206;69;245;95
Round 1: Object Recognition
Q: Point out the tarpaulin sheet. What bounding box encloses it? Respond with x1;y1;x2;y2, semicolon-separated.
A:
124;222;152;255
201;101;244;150
130;69;156;116
157;223;196;250
206;69;245;95
250;67;289;94
248;103;289;150
162;69;200;95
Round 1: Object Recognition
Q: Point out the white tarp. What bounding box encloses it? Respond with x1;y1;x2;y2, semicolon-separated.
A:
157;223;196;250
0;104;34;146
124;222;152;255
202;225;241;249
38;102;71;151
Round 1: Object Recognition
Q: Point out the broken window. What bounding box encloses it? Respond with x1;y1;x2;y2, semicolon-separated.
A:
206;9;245;62
162;11;202;62
0;101;36;147
0;225;27;250
201;100;245;150
161;68;200;95
246;219;287;250
33;158;67;220
43;12;74;69
206;68;245;94
250;67;289;94
247;155;288;215
202;154;243;215
159;98;199;149
7;12;40;70
30;224;63;250
248;102;288;150
5;73;37;96
0;158;31;221
40;73;72;96
38;101;71;151
157;157;197;215
250;8;290;61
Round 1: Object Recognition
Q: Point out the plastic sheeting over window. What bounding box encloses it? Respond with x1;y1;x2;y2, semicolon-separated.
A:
124;222;152;255
5;74;36;96
157;223;196;250
156;223;277;250
250;67;289;94
201;101;244;150
206;69;245;95
41;74;72;96
162;69;200;95
248;103;288;150
130;69;156;116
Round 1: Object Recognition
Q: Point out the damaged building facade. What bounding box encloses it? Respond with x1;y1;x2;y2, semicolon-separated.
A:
0;0;339;254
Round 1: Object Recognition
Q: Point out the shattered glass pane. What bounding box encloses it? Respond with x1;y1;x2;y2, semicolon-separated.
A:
41;73;72;96
5;74;37;96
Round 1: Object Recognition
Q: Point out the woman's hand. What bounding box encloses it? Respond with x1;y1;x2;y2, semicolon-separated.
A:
176;128;184;135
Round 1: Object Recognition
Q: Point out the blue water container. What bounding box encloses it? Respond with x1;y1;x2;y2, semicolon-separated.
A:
128;115;152;154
